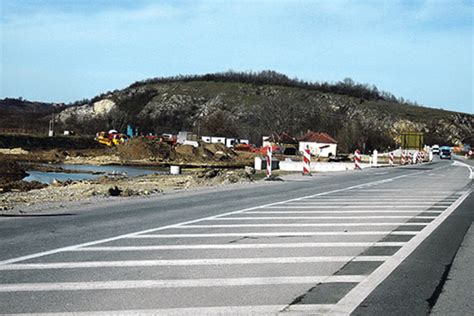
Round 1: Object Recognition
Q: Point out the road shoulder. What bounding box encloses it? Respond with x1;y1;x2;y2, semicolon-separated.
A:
430;223;474;315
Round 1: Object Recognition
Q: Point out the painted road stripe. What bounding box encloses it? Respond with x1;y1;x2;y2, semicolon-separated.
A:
302;198;455;201
332;190;471;315
208;216;437;220
266;205;447;209
178;223;428;228
0;256;390;271
245;210;443;214
0;276;366;292
0;170;427;266
0;305;303;315
286;201;452;205
129;231;417;238
72;242;406;251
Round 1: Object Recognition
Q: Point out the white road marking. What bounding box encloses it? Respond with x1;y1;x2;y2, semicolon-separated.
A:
129;231;417;238
0;256;390;271
72;242;406;252
331;190;471;315
179;223;428;228
287;202;451;205
3;305;300;315
452;161;474;179
267;205;447;209
0;170;426;266
283;304;336;313
0;276;367;292
245;210;443;214
300;198;454;201
209;216;437;220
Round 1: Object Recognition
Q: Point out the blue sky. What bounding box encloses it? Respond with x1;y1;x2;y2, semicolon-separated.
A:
1;0;472;113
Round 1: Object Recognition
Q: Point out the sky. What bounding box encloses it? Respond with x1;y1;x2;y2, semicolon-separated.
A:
0;0;472;113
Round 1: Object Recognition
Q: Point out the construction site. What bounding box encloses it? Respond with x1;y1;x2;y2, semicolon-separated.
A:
1;127;471;213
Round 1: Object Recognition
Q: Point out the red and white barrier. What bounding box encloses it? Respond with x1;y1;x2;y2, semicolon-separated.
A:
354;150;362;170
303;147;311;175
417;151;423;163
401;150;406;165
389;152;394;166
266;146;272;178
408;152;412;164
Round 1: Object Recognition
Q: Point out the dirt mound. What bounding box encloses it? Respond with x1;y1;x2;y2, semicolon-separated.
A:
0;161;27;183
117;138;238;163
1;180;47;192
117;137;172;161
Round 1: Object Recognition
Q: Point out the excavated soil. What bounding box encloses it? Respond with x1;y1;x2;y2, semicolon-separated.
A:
0;168;256;212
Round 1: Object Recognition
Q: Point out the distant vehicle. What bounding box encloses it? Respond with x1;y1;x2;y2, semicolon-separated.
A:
439;146;452;160
432;145;440;155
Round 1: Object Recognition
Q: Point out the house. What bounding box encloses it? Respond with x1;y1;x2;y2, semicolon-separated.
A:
298;131;338;157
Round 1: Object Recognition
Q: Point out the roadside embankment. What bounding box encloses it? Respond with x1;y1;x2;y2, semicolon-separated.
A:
0;168;258;212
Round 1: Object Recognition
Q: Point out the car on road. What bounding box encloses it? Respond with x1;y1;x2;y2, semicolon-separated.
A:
432;145;440;155
440;146;452;159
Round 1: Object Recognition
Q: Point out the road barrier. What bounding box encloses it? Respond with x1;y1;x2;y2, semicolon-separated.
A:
401;151;406;165
303;147;311;175
266;146;272;178
389;152;394;166
354;150;362;170
408;152;412;164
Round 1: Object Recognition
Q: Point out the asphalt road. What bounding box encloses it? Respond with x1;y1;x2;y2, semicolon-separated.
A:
0;157;472;315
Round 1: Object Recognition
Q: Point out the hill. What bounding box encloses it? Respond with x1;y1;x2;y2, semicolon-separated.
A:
2;71;473;153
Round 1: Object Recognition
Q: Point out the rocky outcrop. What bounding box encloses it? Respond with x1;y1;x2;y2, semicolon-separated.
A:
58;99;117;122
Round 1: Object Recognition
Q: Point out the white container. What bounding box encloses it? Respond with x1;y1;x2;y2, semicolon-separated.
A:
254;157;262;171
170;166;181;175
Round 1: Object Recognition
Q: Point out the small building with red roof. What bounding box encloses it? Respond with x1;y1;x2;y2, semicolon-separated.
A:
298;131;338;157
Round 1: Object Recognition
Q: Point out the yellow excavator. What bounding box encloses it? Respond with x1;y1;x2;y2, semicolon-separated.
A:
95;130;128;147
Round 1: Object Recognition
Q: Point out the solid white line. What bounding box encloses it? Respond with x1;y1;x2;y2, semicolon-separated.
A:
0;170;428;266
332;190;471;315
0;276;367;292
452;160;474;179
72;242;406;252
302;198;455;201
128;231;417;238
287;202;451;205
245;210;443;214
3;305;297;315
0;256;389;271
283;304;336;313
266;205;447;209
178;223;428;228
209;216;436;220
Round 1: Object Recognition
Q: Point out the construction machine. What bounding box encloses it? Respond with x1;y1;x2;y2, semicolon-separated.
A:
95;130;129;147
